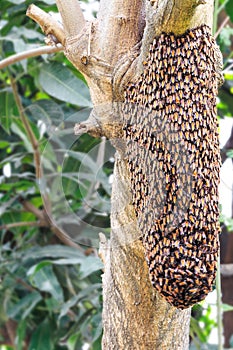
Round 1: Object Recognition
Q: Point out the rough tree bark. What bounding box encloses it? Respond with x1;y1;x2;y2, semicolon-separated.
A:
27;1;220;349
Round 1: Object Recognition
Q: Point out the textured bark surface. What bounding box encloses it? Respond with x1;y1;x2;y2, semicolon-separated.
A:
100;154;191;349
27;1;221;349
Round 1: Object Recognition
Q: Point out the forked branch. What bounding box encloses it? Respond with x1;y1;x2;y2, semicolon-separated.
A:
56;0;86;37
26;4;66;45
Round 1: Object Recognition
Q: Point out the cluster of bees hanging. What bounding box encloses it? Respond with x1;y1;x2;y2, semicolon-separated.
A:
123;25;221;308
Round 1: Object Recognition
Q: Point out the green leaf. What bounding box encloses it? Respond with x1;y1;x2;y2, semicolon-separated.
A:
27;261;52;276
27;264;64;303
219;27;233;48
59;284;102;320
26;99;64;130
79;256;103;279
29;319;54;350
6;0;25;4
0;196;17;216
45;297;61;313
22;245;84;262
7;291;42;320
67;333;82;350
91;313;103;343
224;73;233;81
0;141;9;149
39;62;92;107
225;0;233;22
27;256;102;281
226;149;233;158
48;258;84;265
16;320;27;350
0;88;18;133
11;122;33;152
66;150;96;169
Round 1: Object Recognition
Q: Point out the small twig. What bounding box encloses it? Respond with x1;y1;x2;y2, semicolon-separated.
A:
10;76;41;179
214;15;229;38
16;278;36;292
0;221;45;231
217;0;230;14
26;4;66;45
74;118;102;138
50;224;84;250
10;78;41;178
0;45;63;70
20;198;84;251
5;319;17;347
20;198;47;221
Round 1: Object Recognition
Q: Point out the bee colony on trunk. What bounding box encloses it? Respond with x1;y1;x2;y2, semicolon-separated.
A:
123;25;221;309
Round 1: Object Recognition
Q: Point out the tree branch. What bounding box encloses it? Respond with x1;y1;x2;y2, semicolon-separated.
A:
97;0;145;62
50;224;84;250
26;4;66;45
0;221;44;230
10;76;41;179
102;154;191;349
214;15;230;39
56;0;86;37
16;278;36;292
0;45;63;70
5;320;17;348
74;110;123;139
19;198;84;251
19;198;46;221
74;118;102;137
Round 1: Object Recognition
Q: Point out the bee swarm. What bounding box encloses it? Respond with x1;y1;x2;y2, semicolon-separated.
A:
123;25;221;309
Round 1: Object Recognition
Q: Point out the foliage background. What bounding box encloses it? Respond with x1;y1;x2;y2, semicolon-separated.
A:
0;0;233;349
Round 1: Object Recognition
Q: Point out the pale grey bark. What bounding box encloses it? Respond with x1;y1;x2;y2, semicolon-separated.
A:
56;0;85;36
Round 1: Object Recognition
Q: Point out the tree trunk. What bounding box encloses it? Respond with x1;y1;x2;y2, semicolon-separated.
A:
100;155;191;349
27;0;222;348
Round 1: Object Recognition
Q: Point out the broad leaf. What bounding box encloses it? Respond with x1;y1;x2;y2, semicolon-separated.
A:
16;319;27;350
26;99;64;131
22;245;84;263
29;319;55;350
39;62;92;107
0;88;18;133
79;256;103;279
59;284;101;320
27;264;64;303
7;291;42;320
225;0;233;22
